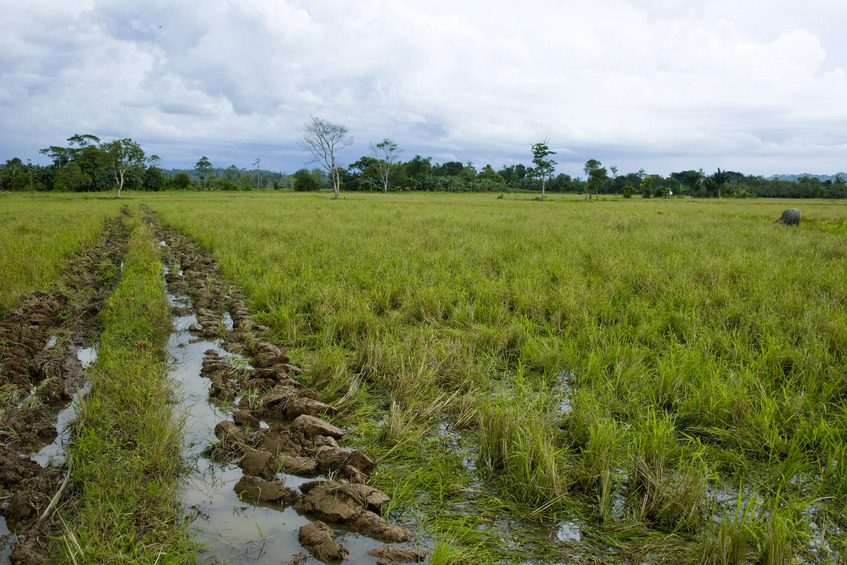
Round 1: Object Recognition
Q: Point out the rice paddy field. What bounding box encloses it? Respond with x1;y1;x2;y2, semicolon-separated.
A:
148;191;847;563
2;190;847;563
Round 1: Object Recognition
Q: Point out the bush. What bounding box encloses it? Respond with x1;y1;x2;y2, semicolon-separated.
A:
293;169;321;192
171;172;193;190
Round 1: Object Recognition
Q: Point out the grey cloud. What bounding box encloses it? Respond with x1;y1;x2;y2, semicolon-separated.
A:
2;0;847;176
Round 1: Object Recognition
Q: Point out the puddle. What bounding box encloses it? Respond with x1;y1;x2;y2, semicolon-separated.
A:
554;521;581;542
31;380;92;466
76;346;97;369
47;336;57;348
0;516;12;563
166;291;381;562
221;312;234;331
433;421;479;476
556;369;574;416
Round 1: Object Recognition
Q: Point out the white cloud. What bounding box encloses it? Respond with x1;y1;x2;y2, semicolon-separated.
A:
1;0;846;175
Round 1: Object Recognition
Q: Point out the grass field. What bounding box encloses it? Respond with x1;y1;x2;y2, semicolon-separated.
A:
143;191;847;562
0;193;123;315
2;190;846;562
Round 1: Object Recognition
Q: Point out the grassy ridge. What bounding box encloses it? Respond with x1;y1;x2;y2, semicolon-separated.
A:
59;206;193;563
146;192;847;561
0;193;122;315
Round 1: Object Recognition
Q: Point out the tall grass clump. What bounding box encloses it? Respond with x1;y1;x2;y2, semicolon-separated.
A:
58;207;193;563
477;390;568;512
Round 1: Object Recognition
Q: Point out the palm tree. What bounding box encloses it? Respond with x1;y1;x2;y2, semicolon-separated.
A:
682;169;703;196
711;168;730;198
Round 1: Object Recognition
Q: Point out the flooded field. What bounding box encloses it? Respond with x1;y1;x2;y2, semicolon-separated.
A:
158;225;426;563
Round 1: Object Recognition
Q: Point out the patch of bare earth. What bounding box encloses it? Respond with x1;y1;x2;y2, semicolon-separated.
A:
154;218;426;563
0;216;128;564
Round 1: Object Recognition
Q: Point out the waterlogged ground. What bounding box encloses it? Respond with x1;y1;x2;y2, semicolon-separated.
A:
2;193;847;563
148;192;847;563
156;222;426;563
0;216;126;563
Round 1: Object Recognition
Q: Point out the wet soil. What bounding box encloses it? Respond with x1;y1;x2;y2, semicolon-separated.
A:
153;217;425;563
0;216;128;564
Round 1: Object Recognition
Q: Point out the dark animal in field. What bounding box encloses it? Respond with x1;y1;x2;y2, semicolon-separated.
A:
774;208;800;225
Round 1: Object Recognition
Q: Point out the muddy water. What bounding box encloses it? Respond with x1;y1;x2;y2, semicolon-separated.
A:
30;345;96;467
0;519;12;563
167;288;379;563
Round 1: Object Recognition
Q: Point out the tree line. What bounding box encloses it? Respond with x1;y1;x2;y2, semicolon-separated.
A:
2;131;846;199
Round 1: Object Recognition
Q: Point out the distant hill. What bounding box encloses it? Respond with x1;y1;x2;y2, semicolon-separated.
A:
768;173;847;183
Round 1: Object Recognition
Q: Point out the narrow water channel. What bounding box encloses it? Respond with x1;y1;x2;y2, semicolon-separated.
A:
164;260;381;563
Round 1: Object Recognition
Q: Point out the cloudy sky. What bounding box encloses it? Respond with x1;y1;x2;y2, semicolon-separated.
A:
2;0;846;177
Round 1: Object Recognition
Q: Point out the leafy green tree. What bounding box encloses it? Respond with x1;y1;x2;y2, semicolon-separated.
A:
371;138;400;192
101;138;145;198
143;166;165;191
172;172;193;190
477;164;504;183
293;168;321;192
440;161;464;177
195;156;214;190
347;156;380;191
672;169;704;197
529;139;556;201
55;162;92;192
143;156;164;192
1;158;24;190
404;155;432;188
640;175;654;198
300;116;353;200
584;159;607;200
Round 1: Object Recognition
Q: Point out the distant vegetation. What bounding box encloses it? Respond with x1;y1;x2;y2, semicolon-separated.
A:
2;133;846;198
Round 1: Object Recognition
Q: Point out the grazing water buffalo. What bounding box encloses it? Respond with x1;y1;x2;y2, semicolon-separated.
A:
774;208;801;225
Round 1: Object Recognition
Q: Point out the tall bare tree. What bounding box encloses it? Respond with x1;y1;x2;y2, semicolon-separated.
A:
370;138;400;193
300;116;353;199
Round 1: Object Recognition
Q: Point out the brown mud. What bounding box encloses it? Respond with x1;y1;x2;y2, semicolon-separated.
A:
153;216;426;563
0;215;128;564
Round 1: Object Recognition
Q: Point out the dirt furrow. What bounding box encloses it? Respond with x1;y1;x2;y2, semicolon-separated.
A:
0;214;128;564
153;216;425;563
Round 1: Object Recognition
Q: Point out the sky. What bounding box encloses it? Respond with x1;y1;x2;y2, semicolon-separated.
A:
2;0;847;178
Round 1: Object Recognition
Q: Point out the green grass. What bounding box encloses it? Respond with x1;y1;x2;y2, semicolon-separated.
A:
134;191;847;561
58;206;193;563
0;192;123;315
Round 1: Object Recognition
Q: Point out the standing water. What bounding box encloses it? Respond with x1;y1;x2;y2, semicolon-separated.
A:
165;265;382;563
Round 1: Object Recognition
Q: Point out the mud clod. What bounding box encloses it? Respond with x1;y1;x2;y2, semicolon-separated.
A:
239;450;277;480
294;481;413;542
298;520;349;562
367;545;428;564
233;474;298;504
314;445;376;475
293;414;346;440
